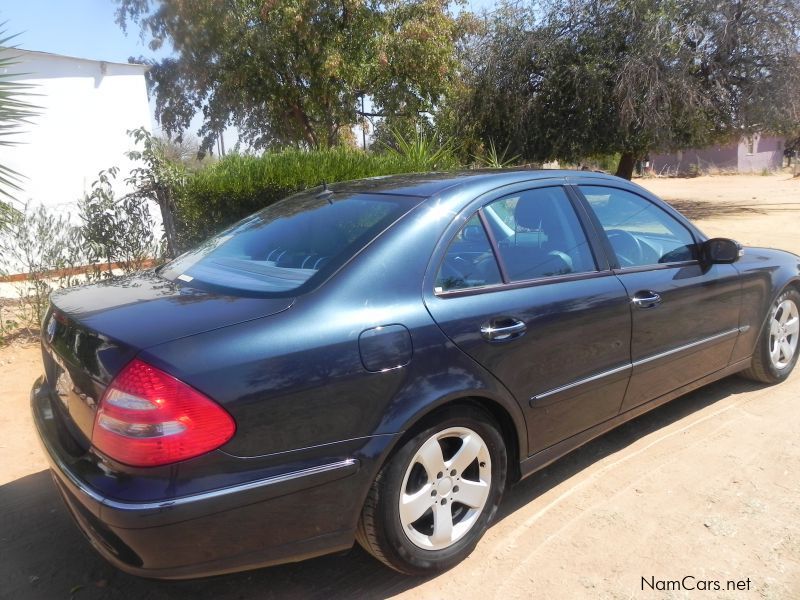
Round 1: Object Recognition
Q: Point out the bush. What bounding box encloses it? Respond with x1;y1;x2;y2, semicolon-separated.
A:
582;153;622;173
0;204;85;330
79;167;160;278
174;147;459;248
0;167;160;339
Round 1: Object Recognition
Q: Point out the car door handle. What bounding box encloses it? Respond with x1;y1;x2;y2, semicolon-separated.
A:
631;291;662;308
480;318;527;342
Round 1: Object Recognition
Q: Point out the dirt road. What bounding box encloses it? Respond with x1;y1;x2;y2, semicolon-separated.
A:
1;174;799;599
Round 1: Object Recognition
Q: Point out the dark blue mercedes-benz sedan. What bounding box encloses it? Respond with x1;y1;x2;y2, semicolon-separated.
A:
32;170;800;578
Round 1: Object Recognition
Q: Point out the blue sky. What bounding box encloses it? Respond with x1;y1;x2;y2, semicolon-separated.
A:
0;0;167;63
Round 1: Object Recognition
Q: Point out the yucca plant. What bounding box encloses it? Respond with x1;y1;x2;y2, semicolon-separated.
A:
383;127;458;172
473;140;520;169
0;27;38;227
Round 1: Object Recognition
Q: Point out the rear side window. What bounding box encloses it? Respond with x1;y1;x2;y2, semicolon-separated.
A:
580;185;697;267
435;215;502;292
161;191;422;295
435;186;598;293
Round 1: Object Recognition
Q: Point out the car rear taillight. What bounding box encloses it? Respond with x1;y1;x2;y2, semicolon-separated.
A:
91;359;235;467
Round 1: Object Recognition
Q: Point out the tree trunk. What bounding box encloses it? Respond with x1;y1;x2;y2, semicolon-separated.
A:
290;104;318;148
156;188;180;259
615;152;636;180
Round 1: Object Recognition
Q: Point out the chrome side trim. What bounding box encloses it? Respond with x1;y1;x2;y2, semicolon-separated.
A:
102;459;359;512
520;356;753;480
531;328;740;402
631;328;739;368
533;364;630;401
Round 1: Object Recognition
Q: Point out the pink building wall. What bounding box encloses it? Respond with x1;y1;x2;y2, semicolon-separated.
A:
651;134;785;174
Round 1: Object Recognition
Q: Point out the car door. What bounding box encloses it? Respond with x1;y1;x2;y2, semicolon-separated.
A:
574;183;742;413
424;182;633;455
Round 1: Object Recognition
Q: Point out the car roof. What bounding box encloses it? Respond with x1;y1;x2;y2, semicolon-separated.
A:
328;169;625;198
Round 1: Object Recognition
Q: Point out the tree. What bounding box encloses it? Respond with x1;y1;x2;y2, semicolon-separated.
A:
124;127;186;258
458;0;800;179
115;0;467;153
0;29;38;228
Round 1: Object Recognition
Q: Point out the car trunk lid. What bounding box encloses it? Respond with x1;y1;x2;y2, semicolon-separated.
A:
42;271;293;446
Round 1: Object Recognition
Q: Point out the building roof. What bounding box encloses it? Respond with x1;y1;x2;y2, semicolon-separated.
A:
6;48;149;71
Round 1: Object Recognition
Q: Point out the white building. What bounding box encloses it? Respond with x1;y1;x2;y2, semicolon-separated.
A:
0;49;152;211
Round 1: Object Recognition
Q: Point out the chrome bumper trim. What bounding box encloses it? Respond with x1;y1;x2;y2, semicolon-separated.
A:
101;459;359;512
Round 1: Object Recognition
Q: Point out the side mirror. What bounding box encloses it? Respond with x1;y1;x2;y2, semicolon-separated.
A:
462;225;484;241
703;238;743;264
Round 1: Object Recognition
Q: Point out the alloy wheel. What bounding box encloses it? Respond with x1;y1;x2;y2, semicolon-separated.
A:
398;427;492;550
769;298;799;369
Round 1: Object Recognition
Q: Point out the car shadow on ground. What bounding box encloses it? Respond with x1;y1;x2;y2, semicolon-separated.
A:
496;375;765;522
666;198;800;221
0;375;766;600
666;199;765;220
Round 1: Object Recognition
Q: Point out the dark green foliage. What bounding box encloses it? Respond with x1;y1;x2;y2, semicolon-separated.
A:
457;0;800;179
79;167;159;277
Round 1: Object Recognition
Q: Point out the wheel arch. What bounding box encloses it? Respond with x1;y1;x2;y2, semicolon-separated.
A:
731;248;800;364
785;277;800;296
378;393;526;487
757;275;800;335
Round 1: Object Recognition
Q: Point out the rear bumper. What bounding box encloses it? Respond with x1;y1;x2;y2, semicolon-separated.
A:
31;376;388;579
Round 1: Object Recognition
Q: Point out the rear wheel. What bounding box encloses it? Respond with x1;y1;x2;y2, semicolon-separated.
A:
356;406;506;575
741;288;800;384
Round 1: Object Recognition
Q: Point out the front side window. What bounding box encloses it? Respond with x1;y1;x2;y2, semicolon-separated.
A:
482;187;597;282
161;190;422;295
580;185;696;267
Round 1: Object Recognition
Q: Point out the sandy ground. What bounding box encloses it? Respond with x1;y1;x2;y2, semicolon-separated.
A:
1;174;799;599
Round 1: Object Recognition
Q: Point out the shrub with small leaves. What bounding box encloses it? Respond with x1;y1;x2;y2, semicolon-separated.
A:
79;167;159;279
0;204;85;329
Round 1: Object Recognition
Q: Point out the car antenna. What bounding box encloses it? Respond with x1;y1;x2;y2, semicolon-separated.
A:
318;180;334;204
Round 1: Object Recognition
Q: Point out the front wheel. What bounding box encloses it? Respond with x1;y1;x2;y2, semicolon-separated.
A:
356;406;507;575
741;288;800;384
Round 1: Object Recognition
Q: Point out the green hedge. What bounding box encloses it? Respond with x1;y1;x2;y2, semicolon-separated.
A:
174;148;455;248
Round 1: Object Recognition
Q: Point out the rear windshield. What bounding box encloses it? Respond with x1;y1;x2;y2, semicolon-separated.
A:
160;189;422;295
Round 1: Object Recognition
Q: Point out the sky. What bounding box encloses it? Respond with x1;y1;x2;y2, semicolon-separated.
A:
0;0;166;63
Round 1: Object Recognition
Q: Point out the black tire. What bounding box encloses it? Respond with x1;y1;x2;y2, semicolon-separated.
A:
356;405;507;575
740;287;800;384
